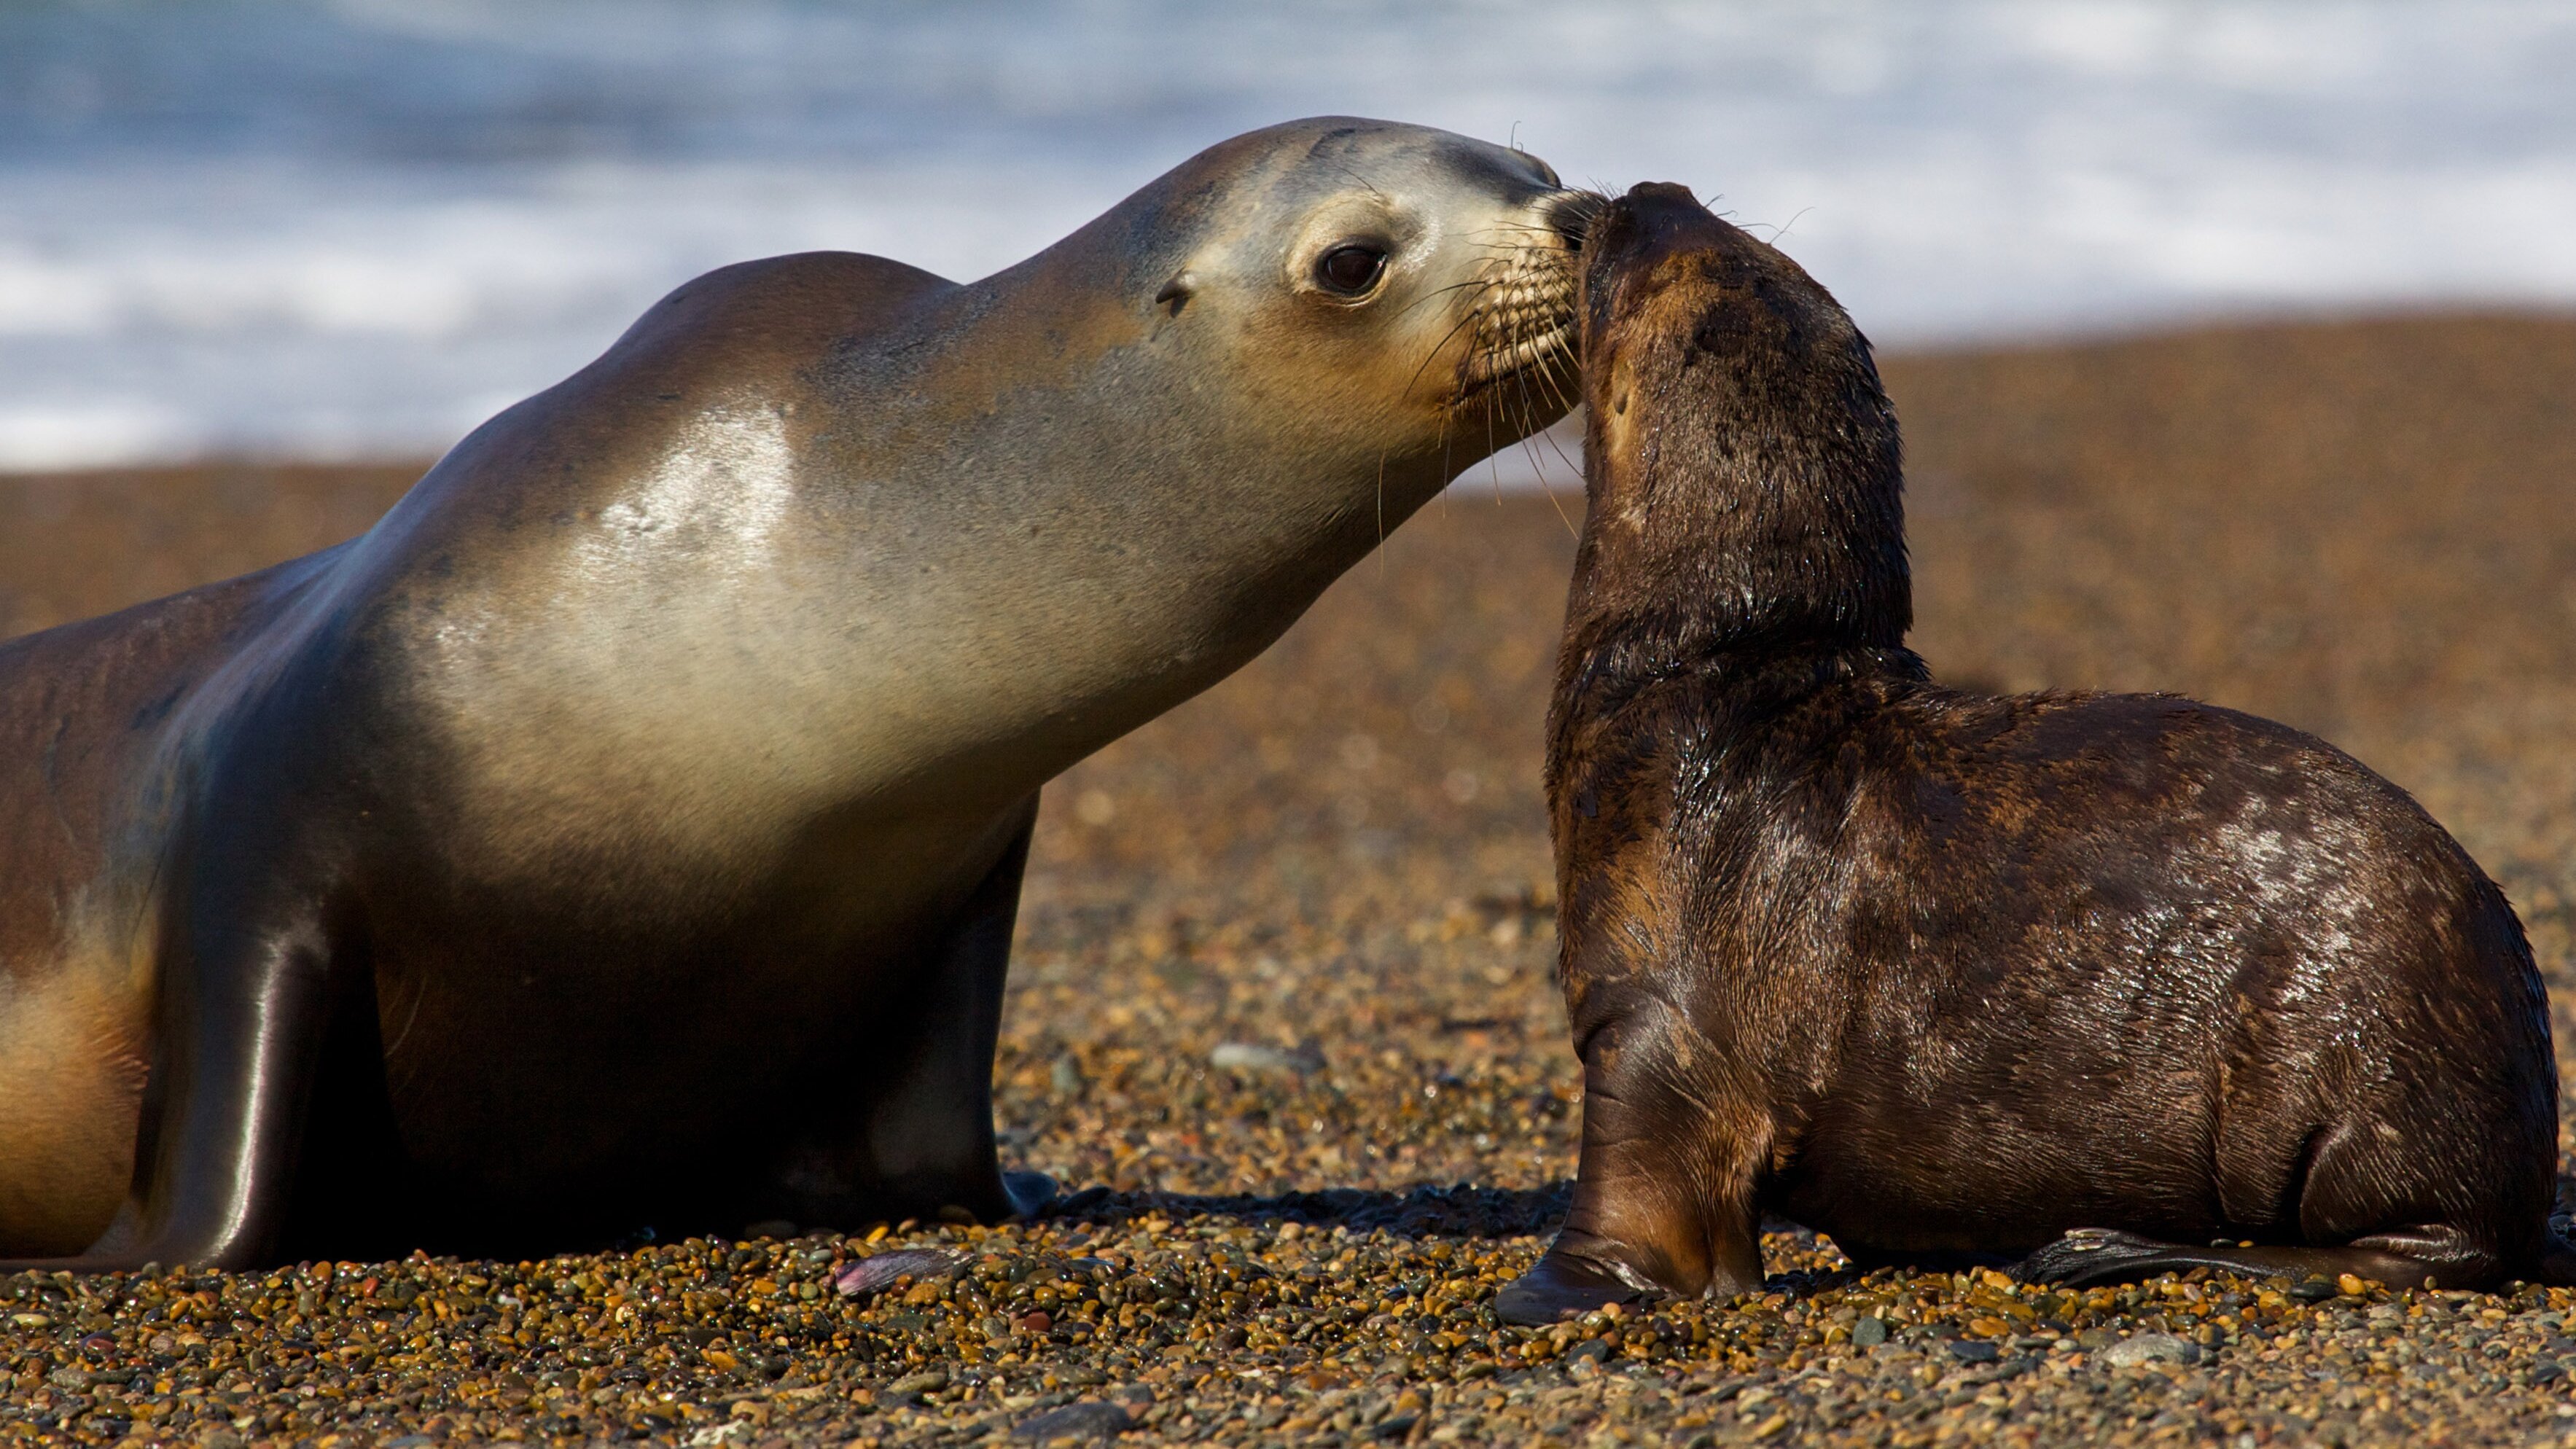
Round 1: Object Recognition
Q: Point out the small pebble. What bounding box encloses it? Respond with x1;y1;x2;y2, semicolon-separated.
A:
835;1247;965;1297
1208;1041;1324;1076
1012;1399;1131;1441
2099;1332;2201;1367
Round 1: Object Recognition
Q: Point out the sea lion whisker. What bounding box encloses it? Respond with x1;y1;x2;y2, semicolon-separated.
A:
1456;323;1576;399
1468;211;1592;245
1533;456;1581;538
1479;399;1505;499
1523;373;1583;480
1405;302;1503;404
1431;366;1471;499
1488;369;1542;503
1393;274;1499;327
1510;375;1584;536
1504;373;1556;509
1512;364;1563;463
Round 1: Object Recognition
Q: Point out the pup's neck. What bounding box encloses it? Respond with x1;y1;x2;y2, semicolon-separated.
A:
1553;350;1920;726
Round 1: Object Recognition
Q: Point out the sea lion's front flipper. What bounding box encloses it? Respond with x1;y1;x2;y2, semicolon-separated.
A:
1493;1245;1655;1325
23;900;359;1273
857;799;1041;1225
1496;960;1768;1323
1494;1114;1765;1325
765;797;1043;1232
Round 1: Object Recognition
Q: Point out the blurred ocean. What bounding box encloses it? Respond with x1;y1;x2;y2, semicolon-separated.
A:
1;0;2572;470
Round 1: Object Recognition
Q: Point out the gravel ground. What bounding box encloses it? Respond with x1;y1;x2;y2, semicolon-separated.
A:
6;313;2576;1446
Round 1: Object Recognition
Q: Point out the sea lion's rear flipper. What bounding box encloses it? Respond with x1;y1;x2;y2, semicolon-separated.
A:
2012;1226;2491;1292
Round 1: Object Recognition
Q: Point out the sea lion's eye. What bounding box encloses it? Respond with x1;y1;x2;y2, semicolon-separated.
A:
1315;243;1389;297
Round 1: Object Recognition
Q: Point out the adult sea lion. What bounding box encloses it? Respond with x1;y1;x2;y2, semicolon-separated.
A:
0;117;1588;1269
1494;181;2570;1324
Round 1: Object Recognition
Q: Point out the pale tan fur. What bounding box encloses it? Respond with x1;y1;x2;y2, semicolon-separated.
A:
0;950;149;1255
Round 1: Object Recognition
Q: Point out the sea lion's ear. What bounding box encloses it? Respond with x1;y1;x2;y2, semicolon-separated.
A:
1153;270;1197;316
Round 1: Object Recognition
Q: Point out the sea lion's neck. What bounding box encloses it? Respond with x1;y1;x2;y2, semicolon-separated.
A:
1553;367;1917;730
780;258;1458;803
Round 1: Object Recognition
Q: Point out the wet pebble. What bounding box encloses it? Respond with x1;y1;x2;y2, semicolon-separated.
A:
1010;1398;1131;1441
834;1249;966;1298
1206;1042;1323;1077
2099;1331;2201;1368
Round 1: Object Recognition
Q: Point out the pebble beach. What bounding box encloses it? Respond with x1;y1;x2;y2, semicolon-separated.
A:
5;313;2576;1446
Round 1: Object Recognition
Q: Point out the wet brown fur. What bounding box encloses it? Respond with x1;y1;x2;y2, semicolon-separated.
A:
1495;183;2569;1321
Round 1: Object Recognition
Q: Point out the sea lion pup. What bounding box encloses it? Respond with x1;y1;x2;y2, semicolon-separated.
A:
0;117;1589;1270
1493;181;2569;1324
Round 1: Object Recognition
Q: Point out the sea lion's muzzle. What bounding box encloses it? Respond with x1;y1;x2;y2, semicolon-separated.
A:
1453;192;1591;399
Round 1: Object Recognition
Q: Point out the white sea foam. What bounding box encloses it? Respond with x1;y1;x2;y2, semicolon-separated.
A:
0;0;2569;469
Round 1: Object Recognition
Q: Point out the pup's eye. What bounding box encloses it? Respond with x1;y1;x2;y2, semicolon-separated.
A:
1315;243;1389;296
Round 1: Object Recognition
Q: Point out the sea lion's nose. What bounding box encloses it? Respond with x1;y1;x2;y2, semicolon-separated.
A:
1586;183;1728;267
1624;181;1699;206
1617;182;1713;238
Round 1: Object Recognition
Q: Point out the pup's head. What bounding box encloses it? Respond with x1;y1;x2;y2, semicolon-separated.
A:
1569;182;1907;649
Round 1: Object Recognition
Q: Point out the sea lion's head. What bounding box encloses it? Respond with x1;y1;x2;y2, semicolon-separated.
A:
1569;181;1906;647
1026;117;1593;500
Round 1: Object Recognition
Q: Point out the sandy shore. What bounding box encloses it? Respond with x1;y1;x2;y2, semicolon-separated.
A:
5;313;2576;1445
